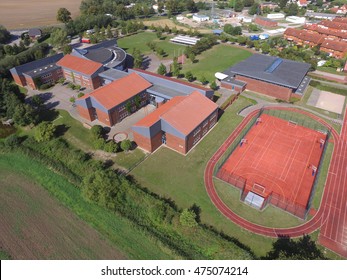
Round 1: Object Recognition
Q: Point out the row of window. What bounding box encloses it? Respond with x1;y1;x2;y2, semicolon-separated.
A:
41;73;52;79
193;135;201;146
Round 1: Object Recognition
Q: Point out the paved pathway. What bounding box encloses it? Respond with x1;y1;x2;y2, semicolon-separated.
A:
241;92;342;124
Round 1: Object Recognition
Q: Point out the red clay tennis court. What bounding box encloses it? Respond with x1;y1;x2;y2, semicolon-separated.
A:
217;114;327;218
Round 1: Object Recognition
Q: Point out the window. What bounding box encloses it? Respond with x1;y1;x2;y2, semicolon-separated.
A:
82;76;89;81
209;113;216;122
202;120;208;127
202;128;208;135
193;127;201;137
193;135;201;145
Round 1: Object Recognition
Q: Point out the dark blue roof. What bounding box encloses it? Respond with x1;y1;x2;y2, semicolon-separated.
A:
223;54;311;89
10;53;64;77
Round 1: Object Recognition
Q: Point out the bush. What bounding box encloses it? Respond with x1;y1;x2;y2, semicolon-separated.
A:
91;125;104;139
4;134;21;147
77;92;85;98
93;137;106;150
104;141;118;153
180;209;198;228
210;81;218;90
120;139;132;152
39;83;53;90
34;121;56;142
69;97;76;103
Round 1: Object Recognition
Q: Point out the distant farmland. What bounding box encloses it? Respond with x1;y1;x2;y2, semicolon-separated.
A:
0;0;81;29
0;156;126;260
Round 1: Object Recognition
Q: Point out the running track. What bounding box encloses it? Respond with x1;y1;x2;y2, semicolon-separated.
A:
204;106;347;258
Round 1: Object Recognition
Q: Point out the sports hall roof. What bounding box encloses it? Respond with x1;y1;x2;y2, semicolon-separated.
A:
223;54;311;89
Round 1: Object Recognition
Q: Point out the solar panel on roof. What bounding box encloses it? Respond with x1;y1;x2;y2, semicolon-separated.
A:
265;58;283;73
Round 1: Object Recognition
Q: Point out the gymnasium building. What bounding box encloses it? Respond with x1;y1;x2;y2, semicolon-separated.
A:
220;54;311;101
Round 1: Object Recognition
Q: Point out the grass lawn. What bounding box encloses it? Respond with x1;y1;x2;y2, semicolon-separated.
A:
131;97;277;257
0;152;177;259
311;143;334;210
118;31;185;59
51;110;146;170
317;67;346;76
53;110;94;148
214;179;305;228
181;44;253;82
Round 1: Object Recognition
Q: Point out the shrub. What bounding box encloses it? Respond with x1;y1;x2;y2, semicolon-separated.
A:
180;209;198;228
120;139;132;152
210;80;218;90
93;137;106;150
39;83;52;90
69;97;76;103
77;92;85;98
4;134;21;147
91;125;104;139
34;121;56;142
104;141;118;153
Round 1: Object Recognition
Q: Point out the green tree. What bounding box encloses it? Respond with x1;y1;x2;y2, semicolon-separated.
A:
210;80;218;90
31;94;44;109
237;36;247;45
125;101;132;113
249;3;260;15
12;104;37;126
4;134;21;148
189;53;196;63
286;3;299;16
56;7;72;23
120;139;132;152
185;71;194;82
106;25;113;38
234;0;245;12
200;75;208;85
157;63;167;75
0;25;11;44
134;95;141;109
50;28;69;49
263;235;326;260
279;0;288;9
62;44;72;54
81;170;120;209
91;125;104;139
244;0;254;7
34;121;56;142
156;30;163;39
261;42;270;54
179;209;198;227
104;141;118;153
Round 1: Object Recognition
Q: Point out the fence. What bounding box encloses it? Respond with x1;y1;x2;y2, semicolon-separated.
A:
213;108;263;176
263;108;329;134
267;192;307;219
217;168;246;189
305;128;331;218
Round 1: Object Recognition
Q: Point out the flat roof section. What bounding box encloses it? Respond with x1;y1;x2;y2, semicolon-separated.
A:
223;54;311;89
99;69;129;81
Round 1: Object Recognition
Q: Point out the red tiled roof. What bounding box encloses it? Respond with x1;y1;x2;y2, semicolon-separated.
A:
133;68;210;91
299;0;307;5
321;39;347;52
319;20;347;31
284;28;325;44
333;17;347;23
57;54;103;76
134;96;186;127
84;73;152;110
161;91;218;136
